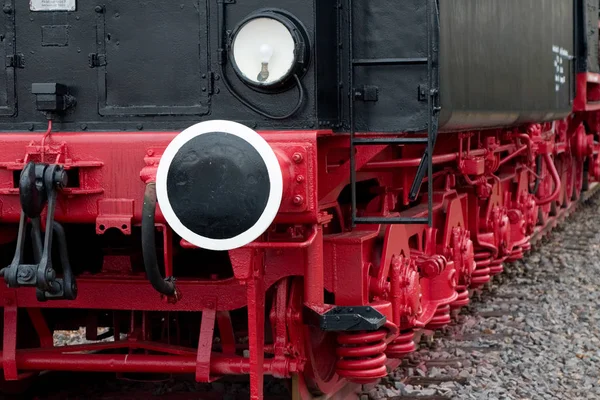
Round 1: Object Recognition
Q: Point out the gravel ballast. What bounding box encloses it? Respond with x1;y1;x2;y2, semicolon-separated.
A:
371;195;600;400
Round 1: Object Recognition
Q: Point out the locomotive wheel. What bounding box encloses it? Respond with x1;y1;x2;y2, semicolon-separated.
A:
556;156;574;209
572;158;584;201
537;155;555;226
287;278;359;400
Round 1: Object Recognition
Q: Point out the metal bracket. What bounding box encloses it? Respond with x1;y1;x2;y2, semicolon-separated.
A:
1;162;77;301
354;85;379;102
304;305;386;332
6;53;24;69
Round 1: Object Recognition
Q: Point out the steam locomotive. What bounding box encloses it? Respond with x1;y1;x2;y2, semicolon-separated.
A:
0;0;598;399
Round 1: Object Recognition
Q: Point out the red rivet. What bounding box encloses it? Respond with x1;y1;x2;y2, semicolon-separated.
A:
292;152;303;164
293;195;304;205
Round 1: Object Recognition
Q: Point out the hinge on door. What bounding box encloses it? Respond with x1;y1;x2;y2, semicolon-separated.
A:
88;53;106;68
6;54;24;69
354;85;379;102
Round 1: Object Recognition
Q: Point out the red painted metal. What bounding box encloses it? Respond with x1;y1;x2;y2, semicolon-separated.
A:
196;308;216;382
335;330;388;383
574;72;600;112
4;353;280;376
2;293;17;381
0;71;599;400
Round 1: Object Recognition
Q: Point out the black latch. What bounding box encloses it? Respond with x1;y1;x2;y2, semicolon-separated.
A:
88;53;106;68
31;83;76;114
6;53;24;68
354;85;379;102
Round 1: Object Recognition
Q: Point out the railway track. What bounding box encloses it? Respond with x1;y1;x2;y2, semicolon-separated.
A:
9;183;600;400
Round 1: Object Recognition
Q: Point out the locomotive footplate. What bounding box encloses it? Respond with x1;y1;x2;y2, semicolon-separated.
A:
0;161;77;301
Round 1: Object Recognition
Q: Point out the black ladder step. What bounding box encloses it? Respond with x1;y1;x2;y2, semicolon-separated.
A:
353;137;428;145
353;57;428;66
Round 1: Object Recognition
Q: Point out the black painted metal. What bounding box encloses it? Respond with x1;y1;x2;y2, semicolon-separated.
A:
31;82;76;115
350;0;431;133
1;162;77;301
576;0;599;74
166;132;270;240
352;58;428;66
439;0;576;131
142;183;177;297
304;305;386;332
228;9;310;93
350;0;439;226
0;0;340;132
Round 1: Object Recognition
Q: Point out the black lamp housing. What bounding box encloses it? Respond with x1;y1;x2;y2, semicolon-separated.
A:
228;8;311;94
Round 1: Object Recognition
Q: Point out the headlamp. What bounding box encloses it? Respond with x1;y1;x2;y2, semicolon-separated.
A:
230;9;309;92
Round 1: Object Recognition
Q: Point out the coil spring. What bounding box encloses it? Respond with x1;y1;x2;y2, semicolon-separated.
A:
386;330;416;359
489;260;504;276
450;286;470;309
336;330;388;383
505;246;524;263
470;256;492;288
425;304;451;330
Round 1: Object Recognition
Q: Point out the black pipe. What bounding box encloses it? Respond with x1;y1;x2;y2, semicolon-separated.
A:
142;183;176;296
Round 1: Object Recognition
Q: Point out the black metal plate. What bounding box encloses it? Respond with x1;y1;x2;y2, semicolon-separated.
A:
439;0;575;130
351;0;430;133
166;132;270;240
304;305;387;332
96;1;210;116
0;0;16;116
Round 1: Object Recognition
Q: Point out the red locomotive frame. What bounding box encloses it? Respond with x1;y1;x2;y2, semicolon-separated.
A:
0;67;599;400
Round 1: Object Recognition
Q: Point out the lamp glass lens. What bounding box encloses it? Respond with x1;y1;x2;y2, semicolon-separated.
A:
233;17;295;85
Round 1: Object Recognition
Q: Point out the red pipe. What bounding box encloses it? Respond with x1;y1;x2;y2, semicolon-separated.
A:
4;352;278;376
361;149;487;170
181;225;319;250
246;225;319;249
40;120;53;163
536;153;561;206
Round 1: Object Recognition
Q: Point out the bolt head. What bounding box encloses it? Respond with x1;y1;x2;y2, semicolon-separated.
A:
292;152;303;164
293;195;304;205
55;170;68;188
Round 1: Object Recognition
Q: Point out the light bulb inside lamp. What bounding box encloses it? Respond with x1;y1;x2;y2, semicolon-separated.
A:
259;44;274;63
257;44;273;82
